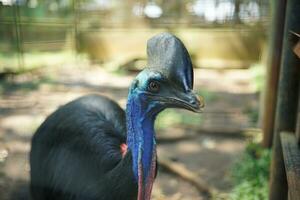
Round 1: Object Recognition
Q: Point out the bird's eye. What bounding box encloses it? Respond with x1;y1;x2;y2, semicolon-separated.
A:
148;81;160;93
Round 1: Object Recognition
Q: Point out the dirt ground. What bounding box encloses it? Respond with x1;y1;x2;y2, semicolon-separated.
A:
0;63;259;200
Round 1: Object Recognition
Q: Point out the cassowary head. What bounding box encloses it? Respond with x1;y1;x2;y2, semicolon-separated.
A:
129;33;204;114
126;33;204;200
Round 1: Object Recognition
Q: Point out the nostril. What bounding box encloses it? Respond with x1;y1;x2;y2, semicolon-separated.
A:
190;98;197;105
189;95;199;105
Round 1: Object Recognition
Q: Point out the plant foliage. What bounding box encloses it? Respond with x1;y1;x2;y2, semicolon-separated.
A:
229;142;271;200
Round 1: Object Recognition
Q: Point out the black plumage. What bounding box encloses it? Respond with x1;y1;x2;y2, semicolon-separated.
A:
30;95;137;200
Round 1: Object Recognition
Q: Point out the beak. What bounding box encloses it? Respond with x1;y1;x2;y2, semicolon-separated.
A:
152;89;205;113
166;90;205;113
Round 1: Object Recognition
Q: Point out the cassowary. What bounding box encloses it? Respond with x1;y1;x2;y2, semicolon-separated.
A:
30;33;204;200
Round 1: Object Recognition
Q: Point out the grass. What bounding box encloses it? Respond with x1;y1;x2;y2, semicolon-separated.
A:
243;105;259;126
229;141;271;200
250;63;265;93
0;51;75;73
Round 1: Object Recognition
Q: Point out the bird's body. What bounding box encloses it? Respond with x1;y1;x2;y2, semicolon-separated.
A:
30;95;138;200
30;33;204;200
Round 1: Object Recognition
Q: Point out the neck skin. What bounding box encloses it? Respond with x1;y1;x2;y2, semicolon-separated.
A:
126;92;158;200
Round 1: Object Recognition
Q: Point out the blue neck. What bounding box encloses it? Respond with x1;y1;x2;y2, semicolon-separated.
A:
126;93;157;183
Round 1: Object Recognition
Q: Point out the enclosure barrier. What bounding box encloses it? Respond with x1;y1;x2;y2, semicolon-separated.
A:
280;132;300;200
270;31;300;200
267;0;300;199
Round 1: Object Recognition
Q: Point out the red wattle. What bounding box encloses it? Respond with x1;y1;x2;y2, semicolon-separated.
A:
120;143;128;158
137;163;143;200
137;148;157;200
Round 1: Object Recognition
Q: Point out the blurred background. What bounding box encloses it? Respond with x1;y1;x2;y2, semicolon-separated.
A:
0;0;272;199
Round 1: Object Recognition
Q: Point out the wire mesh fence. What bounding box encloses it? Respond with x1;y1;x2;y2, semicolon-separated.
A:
0;0;270;72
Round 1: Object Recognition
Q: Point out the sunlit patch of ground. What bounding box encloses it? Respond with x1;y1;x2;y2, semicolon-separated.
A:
0;64;258;200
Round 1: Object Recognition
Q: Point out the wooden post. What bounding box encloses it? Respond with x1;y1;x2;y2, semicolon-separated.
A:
269;0;300;199
280;132;300;200
262;0;287;148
